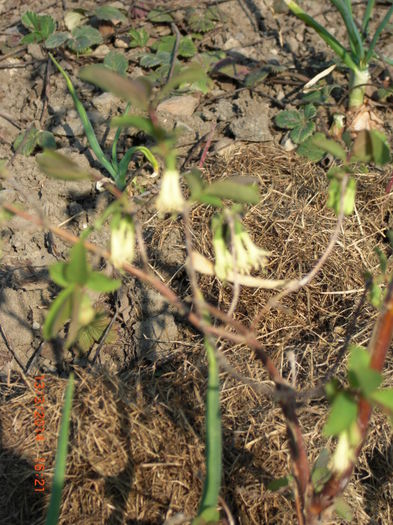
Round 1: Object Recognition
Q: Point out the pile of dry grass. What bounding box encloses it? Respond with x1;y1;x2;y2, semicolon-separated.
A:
1;145;393;524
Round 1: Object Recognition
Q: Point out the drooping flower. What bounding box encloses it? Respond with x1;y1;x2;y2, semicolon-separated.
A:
211;213;269;279
232;217;269;274
110;214;135;269
156;168;185;215
212;215;233;280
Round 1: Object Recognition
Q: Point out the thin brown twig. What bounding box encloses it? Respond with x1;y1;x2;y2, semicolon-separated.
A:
199;121;217;169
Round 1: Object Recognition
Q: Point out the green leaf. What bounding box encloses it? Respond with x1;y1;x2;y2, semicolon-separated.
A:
66;242;89;285
312;135;346;161
348;345;370;370
157;64;207;102
323;393;358;437
104;50;128;75
275;110;302;130
187;8;216;33
185;169;205;200
290;121;315;144
44;373;74;525
21;33;42;45
68;25;103;53
86;272;121;292
267;476;291;491
371;389;393;411
80;65;151;109
49;262;69;288
13;127;40;156
244;67;271;88
351;130;391;165
43;286;73;340
325;378;341;402
374;246;387;274
348;346;381;396
297;132;326;162
334;498;353;521
21;12;55;41
111;115;155;135
93;6;126;22
342;176;356;216
21;11;40;31
348;367;382;396
77;313;117;352
148;9;174;23
311;448;331;492
303;103;317;119
327;175;356;216
37;131;56;150
204;178;260;204
369;281;383;308
129;27;149;48
301;85;336;104
140;51;168;68
45;32;71;49
37;150;91;181
155;35;197;58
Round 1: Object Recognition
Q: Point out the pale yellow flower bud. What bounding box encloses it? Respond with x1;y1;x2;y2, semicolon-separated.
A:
156;169;185;215
110;215;135;269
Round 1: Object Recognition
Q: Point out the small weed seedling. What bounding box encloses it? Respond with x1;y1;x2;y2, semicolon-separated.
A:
49;53;158;190
21;7;127;54
274;103;317;145
284;0;393;110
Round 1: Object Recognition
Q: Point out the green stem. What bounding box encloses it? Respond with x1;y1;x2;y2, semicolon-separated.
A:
111;102;131;169
193;337;222;524
348;67;370;109
45;373;74;525
284;0;359;71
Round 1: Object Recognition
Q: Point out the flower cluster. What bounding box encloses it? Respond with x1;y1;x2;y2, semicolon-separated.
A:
212;213;269;280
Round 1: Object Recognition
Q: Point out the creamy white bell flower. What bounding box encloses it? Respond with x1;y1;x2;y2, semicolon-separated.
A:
213;234;233;280
233;220;269;274
156;169;185;215
110;215;135;269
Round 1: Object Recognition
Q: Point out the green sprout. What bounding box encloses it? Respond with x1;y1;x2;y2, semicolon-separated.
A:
284;0;393;109
193;337;222;524
49;53;158;190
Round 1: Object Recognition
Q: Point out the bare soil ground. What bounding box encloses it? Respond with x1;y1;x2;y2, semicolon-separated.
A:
1;1;393;524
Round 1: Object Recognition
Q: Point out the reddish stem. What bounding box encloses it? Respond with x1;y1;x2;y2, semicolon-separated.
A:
308;277;393;520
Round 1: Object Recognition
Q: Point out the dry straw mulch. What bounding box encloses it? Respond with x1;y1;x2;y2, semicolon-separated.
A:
1;145;393;524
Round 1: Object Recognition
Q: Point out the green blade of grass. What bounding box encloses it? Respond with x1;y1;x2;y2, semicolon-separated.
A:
362;0;375;36
330;0;364;60
45;373;75;525
117;146;159;187
285;0;359;71
365;4;393;64
49;54;117;180
111;102;131;168
193;338;222;524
